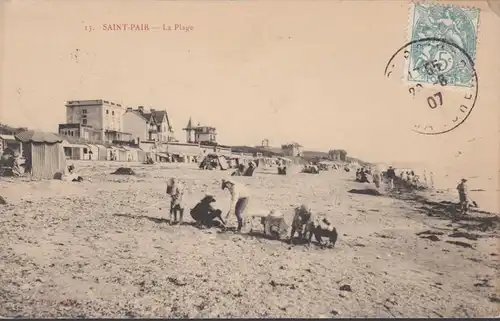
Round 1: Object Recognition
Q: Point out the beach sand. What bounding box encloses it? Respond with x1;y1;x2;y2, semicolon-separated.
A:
0;161;499;318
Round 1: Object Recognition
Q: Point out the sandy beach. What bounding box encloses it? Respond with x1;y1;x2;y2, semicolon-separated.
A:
0;161;498;318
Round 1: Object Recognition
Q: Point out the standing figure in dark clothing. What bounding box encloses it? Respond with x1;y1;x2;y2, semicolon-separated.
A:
386;166;396;189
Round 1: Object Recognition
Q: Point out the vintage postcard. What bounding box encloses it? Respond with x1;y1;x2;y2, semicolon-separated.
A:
0;0;499;318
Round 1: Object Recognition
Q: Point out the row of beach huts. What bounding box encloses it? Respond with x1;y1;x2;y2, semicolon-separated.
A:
0;130;261;179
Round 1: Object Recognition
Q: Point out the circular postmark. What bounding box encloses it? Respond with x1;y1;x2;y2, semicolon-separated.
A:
384;37;478;135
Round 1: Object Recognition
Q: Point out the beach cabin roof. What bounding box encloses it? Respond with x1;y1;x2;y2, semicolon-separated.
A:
15;130;62;144
122;145;141;151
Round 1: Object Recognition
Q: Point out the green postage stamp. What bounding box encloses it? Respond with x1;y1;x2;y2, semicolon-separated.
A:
407;3;480;88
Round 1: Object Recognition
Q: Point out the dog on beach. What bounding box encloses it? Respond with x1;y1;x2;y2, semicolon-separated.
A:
311;219;338;248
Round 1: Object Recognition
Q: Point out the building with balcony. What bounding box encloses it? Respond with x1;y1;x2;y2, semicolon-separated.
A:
58;123;102;142
183;117;217;144
60;99;132;143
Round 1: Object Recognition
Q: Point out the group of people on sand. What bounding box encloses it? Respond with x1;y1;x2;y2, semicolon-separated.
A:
355;167;371;183
165;177;337;247
355;167;383;188
387;166;477;220
231;161;257;177
302;163;320;174
165;177;250;232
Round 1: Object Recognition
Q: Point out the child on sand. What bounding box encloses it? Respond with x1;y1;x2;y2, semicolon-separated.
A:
166;178;185;225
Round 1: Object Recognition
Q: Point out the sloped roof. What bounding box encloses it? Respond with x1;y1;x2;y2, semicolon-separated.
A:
184;117;193;130
0;134;17;141
125;110;149;122
152;110;167;122
0;124;28;135
16;130;63;144
128;108;171;127
141;112;155;122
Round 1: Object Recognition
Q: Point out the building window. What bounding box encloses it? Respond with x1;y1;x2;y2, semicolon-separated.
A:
82;119;87;125
112;111;115;115
82;109;87;114
106;110;109;114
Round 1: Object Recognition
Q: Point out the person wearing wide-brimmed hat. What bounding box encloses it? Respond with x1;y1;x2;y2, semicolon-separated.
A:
221;178;250;232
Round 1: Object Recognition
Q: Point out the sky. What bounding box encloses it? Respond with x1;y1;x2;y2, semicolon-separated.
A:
1;0;499;168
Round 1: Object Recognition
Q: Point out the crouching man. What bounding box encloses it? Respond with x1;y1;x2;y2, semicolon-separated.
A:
190;195;226;228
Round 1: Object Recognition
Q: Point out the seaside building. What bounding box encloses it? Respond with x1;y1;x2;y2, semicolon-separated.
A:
328;149;348;162
59;99;132;143
58;123;101;142
123;106;174;144
281;142;303;157
183;117;217;145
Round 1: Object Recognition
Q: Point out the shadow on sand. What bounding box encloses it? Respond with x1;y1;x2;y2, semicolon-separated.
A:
391;191;500;233
113;213;331;248
113;213;198;227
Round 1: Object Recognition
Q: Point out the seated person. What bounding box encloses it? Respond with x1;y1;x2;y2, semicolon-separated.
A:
232;164;246;176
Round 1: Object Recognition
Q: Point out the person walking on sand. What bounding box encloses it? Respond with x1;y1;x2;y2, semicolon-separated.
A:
386;166;396;189
166;178;186;225
372;167;381;189
221;178;250;232
456;178;470;218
